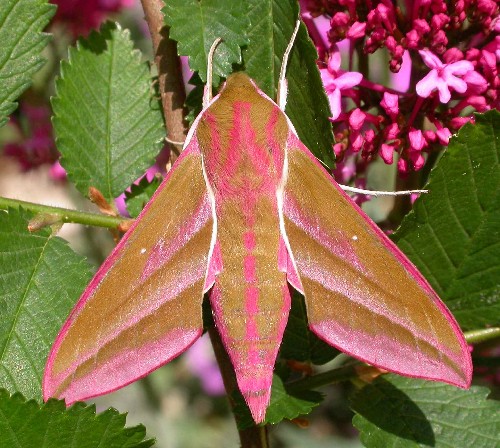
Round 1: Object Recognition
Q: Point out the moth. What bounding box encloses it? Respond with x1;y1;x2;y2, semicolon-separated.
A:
43;22;472;423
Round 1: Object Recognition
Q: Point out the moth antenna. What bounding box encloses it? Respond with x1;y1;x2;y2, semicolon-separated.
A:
204;37;223;108
311;154;426;197
277;19;301;111
165;136;185;146
340;185;428;197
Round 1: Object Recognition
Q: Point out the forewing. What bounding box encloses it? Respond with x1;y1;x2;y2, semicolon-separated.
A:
282;133;472;388
43;141;214;404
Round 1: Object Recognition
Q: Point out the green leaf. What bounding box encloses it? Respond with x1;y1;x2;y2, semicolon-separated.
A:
125;174;162;218
351;375;500;448
185;73;204;124
264;375;323;425
235;374;323;429
281;291;339;365
52;22;165;203
0;389;155;447
243;0;335;167
0;0;55;127
0;208;92;401
393;111;500;330
163;0;250;84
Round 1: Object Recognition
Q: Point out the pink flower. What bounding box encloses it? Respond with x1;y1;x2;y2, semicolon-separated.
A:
408;129;427;152
386;122;400;140
49;161;67;182
408;129;427;170
380;92;399;119
50;0;133;37
364;128;376;154
304;0;498;176
333;157;356;184
4;104;58;171
436;127;452;144
450;116;474;129
185;337;224;396
413;19;431;35
398;156;409;174
416;50;474;103
483;36;500;62
380;143;395;164
443;48;464;64
348;108;366;131
320;50;363;120
350;131;364;152
347;21;366;39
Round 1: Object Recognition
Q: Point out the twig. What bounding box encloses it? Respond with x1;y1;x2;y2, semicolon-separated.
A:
140;0;188;159
0;196;131;229
465;328;500;345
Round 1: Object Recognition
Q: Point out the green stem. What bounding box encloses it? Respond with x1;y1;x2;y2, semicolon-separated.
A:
287;362;362;393
465;328;500;345
0;196;131;229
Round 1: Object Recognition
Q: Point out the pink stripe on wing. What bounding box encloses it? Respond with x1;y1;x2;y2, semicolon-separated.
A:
285;193;365;273
300;256;444;349
45;328;201;404
311;319;468;386
141;194;211;281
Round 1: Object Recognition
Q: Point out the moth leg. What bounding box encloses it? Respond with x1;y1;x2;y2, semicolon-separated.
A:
203;37;223;108
277;19;301;111
339;184;428;197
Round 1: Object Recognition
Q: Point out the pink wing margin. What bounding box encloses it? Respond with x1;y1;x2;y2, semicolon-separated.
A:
280;132;472;388
43;140;215;405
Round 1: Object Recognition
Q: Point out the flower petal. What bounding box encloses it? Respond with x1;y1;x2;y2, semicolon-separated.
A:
416;70;439;98
445;74;468;94
349;108;366;130
418;49;443;69
320;68;336;92
334;71;363;90
436;127;452;145
380;92;399;117
380;143;394;164
447;60;474;76
463;71;488;93
347;21;366;39
436;78;452;103
409;129;426;151
327;48;342;73
328;87;342;120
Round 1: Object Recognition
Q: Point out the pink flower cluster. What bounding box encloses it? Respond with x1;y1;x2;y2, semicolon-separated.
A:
301;0;499;177
4;104;62;177
50;0;134;37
